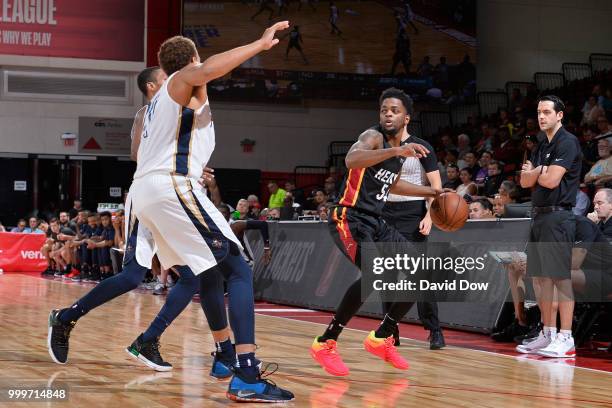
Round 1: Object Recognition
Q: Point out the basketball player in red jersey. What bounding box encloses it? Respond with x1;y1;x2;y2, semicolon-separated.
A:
310;88;446;376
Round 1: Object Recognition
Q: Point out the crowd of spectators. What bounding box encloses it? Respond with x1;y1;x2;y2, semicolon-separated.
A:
2;199;125;283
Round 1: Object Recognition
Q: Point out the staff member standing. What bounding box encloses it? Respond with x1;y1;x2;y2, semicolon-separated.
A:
382;130;445;350
518;95;581;357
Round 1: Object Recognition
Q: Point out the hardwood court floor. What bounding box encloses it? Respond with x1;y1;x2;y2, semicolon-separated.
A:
184;1;476;75
0;273;610;407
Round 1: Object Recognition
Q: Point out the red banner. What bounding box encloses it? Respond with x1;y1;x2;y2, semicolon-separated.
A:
0;232;47;272
0;0;144;61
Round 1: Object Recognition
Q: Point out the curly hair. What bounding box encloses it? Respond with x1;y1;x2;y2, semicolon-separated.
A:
157;36;198;76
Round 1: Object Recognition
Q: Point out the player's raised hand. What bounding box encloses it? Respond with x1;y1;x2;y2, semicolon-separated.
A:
260;21;290;50
397;142;429;158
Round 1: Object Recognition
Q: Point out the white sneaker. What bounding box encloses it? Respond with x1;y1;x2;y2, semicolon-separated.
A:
537;334;576;358
516;331;552;354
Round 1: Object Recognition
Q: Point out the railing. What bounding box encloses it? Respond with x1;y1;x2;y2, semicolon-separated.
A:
562;63;592;83
477;92;508;116
293;165;328;190
450;104;479;127
505;81;536;98
533;72;564;91
589;53;612;73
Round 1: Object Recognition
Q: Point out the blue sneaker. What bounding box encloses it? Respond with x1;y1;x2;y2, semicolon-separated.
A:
226;364;294;403
210;351;234;380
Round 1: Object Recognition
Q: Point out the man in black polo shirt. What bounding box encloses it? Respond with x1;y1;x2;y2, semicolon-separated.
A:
588;188;612;240
518;95;581;358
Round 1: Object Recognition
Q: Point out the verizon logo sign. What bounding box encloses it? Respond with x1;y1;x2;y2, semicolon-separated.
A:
21;250;45;260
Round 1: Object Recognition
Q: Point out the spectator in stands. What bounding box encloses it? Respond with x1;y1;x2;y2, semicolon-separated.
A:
498;180;519;204
417;56;433;77
247;194;262;219
584;138;612;186
596;115;612;138
461;151;480;176
581;125;600;176
11;219;26;233
457;167;477;197
475;123;494;153
581;95;605;126
457;54;476;85
474;151;492;186
483;160;505;197
440;134;457;153
468;199;495;219
391;30;411;75
433;56;449;88
443;164;461;189
318;204;330;221
588;188;612;239
307;189;329;211
232;199;250;220
574;190;591;216
68;199;83;220
280;192;302;220
324;176;339;203
508;88;523;113
284;180;305;207
492;194;505;218
77;214;101;282
456;134;471;159
267;181;287;209
24;217;43;234
41;218;61;276
267;208;281;220
494;127;520;164
521;134;539;163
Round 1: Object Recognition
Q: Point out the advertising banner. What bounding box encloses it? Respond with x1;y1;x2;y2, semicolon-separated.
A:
0;232;47;272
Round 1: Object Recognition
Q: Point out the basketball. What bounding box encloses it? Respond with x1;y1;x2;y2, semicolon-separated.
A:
430;192;469;232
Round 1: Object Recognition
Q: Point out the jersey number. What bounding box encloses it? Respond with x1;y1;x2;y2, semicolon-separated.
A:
376;184;390;201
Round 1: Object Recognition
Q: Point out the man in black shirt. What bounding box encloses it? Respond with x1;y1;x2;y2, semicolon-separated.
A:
443;164;461;190
518;95;581;358
589;188;612;240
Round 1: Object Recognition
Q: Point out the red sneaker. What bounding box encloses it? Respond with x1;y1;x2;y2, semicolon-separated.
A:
363;331;409;370
310;337;349;376
65;268;80;279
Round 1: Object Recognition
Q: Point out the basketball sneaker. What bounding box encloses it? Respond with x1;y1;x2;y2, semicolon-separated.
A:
310;337;349;376
514;322;543;344
537;334;576;358
515;330;553;354
491;319;530;343
47;309;76;364
210;350;234;379
65;268;80;280
363;331;409;370
226;364;294;403
125;334;172;371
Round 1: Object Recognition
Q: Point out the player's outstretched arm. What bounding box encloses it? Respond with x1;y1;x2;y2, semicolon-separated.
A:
389;179;441;197
179;21;289;87
345;129;429;169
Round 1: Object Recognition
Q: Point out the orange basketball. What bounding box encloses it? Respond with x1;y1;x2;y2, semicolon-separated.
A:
430;192;469;232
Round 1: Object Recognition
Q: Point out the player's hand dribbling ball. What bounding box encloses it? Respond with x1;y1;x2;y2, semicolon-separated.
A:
430;192;469;232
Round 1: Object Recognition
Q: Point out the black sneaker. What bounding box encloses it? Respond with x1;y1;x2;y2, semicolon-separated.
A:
514;322;543;345
47;309;76;364
393;325;400;346
227;364;294;403
491;319;530;343
126;334;172;371
41;268;54;277
429;329;446;350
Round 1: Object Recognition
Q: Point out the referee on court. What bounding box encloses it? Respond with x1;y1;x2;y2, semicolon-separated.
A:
382;127;445;350
518;95;581;358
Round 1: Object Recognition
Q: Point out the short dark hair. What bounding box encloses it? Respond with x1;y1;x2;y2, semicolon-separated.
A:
538;95;565;113
460;167;474;177
489;160;502;170
446;164;459;171
49;217;59;224
158;36;198;76
137;66;160;96
379;87;413;116
99;211;112;218
473;198;493;212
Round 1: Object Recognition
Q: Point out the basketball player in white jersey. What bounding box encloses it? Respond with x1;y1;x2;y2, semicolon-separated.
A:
128;23;294;402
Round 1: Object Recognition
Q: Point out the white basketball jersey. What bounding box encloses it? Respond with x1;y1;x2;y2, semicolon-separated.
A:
386;155;428;202
133;72;215;181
